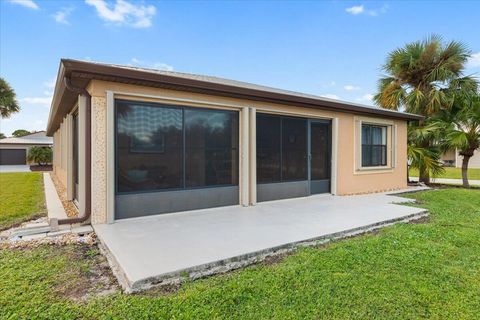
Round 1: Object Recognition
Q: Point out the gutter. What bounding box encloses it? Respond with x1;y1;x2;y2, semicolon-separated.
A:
56;76;92;226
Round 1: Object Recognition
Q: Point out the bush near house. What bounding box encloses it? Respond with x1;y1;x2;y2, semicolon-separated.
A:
27;146;53;166
1;188;480;319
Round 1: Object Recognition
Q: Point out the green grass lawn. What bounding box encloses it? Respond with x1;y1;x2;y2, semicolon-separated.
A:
1;188;480;319
409;167;480;180
0;172;45;230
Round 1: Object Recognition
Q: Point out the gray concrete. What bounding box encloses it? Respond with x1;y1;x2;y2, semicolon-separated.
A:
0;165;31;172
410;177;480;186
94;188;429;292
43;173;68;221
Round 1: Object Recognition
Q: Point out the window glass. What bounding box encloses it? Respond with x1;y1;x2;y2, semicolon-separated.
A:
116;100;239;193
282;118;307;181
116;101;183;192
185;109;239;187
256;115;281;183
361;124;387;167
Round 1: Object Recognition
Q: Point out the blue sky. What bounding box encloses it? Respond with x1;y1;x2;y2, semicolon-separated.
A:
1;0;479;136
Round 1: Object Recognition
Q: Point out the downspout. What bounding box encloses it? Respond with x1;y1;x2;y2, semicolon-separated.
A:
57;76;92;225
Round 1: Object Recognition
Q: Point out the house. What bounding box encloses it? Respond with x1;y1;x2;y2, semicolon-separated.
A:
0;131;53;165
46;59;422;225
441;149;480;169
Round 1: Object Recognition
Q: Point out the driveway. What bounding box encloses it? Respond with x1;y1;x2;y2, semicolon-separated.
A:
95;187;429;292
0;165;31;173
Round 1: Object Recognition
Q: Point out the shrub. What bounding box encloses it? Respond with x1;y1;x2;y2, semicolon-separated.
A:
27;147;52;166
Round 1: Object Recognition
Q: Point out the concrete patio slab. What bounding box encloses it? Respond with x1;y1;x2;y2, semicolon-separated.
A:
94;187;429;292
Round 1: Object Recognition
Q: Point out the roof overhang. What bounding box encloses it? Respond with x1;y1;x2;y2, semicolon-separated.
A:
46;59;423;136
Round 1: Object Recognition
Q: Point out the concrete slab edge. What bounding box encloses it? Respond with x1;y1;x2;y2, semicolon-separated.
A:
97;210;429;293
95;232;134;292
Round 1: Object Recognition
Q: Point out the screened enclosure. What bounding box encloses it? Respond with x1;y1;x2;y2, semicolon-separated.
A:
115;100;239;219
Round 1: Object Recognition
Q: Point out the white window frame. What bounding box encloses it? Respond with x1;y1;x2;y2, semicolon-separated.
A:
354;116;396;174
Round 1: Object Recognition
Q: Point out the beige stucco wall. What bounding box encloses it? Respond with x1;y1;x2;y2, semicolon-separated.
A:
456;149;480;169
83;80;408;224
53;119;69;188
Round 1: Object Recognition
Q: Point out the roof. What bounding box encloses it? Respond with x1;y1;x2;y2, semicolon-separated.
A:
0;131;53;145
46;59;423;135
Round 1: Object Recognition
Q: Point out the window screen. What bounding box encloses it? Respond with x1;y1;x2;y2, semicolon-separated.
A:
116;100;239;193
256;114;307;183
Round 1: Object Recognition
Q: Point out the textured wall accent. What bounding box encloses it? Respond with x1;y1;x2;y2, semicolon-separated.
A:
91;96;108;224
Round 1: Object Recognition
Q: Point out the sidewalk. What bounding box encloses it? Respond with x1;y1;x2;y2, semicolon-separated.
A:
410;177;480;186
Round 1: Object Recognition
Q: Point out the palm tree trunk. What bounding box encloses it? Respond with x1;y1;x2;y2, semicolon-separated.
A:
461;156;471;188
419;168;430;184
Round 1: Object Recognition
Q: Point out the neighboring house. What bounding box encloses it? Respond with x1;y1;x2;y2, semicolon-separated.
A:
441;149;480;168
0;131;53;165
46;59;421;224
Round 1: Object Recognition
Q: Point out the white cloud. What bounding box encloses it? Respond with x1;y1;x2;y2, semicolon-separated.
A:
356;94;374;102
54;7;74;25
20;97;52;106
43;77;57;89
320;94;340;100
152;62;174;71
19;78;56;107
7;0;38;10
344;85;360;91
129;58;174;71
467;52;480;68
346;5;364;15
346;4;388;16
85;0;156;28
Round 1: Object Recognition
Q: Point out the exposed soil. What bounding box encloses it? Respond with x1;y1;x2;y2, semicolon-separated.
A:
409;216;430;224
140;282;182;297
262;251;294;266
54;244;119;302
30;165;52;172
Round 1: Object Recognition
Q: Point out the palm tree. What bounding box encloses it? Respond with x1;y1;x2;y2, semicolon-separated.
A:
374;35;478;183
407;123;445;183
27;147;53;166
436;94;480;188
0;77;20;118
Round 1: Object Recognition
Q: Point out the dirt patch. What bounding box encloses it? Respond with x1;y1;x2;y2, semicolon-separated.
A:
49;172;79;218
54;244;119;302
262;251;294;266
409;216;430;224
139;282;182;297
30;165;52;172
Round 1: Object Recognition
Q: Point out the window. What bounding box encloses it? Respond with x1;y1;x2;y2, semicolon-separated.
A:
185;108;239;188
361;124;387;167
257;114;307;183
115;100;239;193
